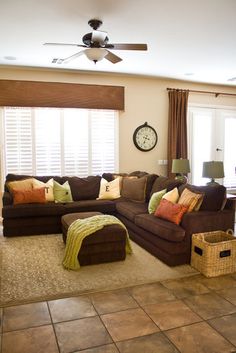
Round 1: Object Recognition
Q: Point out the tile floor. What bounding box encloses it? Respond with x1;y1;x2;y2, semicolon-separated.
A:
1;273;236;353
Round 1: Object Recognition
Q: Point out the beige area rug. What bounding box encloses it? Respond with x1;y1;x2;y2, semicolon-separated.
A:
0;234;198;307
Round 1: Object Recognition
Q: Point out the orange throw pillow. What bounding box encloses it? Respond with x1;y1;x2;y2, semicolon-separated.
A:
154;198;188;225
12;187;46;205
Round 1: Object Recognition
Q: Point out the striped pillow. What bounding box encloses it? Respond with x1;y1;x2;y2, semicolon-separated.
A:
178;188;204;212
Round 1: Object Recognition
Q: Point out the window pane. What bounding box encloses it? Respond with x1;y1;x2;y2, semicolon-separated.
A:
189;109;213;185
224;117;236;188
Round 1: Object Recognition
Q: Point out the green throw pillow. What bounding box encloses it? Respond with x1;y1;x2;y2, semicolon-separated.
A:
148;188;167;214
53;180;73;203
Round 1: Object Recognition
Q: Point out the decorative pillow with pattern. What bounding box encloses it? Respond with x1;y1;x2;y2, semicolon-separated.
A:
178;187;204;212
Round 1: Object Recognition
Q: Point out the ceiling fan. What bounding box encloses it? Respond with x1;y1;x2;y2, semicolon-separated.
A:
44;19;147;64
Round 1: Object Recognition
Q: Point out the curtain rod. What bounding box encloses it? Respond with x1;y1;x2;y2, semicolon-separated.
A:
166;87;236;98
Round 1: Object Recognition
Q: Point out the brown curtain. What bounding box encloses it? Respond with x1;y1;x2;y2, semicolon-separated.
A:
167;89;189;177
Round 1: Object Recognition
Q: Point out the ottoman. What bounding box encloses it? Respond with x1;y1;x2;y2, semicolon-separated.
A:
61;212;127;266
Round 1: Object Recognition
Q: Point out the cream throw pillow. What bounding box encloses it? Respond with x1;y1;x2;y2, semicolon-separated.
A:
178;188;204;212
32;178;54;202
162;187;179;203
97;177;121;200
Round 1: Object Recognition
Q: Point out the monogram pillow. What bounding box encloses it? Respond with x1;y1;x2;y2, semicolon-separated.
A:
97;177;121;200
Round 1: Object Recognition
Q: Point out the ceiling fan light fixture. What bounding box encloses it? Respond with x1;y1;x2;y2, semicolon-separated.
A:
84;48;108;63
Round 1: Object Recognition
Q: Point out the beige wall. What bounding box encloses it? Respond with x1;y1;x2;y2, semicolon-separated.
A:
1;66;236;176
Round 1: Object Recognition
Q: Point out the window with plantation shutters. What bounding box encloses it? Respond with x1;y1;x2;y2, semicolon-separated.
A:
1;107;119;180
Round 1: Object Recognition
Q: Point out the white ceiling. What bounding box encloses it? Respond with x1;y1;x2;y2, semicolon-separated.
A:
1;0;236;86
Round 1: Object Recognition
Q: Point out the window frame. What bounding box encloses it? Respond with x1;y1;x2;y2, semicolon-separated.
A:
188;103;236;190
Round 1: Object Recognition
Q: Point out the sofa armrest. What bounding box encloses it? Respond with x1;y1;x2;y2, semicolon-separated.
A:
181;210;235;236
225;195;236;211
2;191;13;206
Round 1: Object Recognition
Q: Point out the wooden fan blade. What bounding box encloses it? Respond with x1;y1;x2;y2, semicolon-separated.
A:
106;43;147;51
105;50;122;64
62;50;85;63
44;42;86;47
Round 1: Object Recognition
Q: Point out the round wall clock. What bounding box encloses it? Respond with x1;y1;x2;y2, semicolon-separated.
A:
133;122;158;152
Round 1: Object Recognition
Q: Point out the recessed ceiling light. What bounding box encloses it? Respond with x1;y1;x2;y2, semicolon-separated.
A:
227;77;236;82
4;56;17;60
184;73;194;76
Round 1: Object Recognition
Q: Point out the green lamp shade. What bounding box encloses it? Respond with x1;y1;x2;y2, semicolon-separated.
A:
202;161;224;180
171;159;190;174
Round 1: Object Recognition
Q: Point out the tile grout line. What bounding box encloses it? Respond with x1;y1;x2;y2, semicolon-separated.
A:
46;301;61;353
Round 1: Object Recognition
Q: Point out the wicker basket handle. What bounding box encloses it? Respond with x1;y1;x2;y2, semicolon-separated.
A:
226;229;234;236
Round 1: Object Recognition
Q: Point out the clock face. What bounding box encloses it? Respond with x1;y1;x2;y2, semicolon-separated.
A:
133;123;158;151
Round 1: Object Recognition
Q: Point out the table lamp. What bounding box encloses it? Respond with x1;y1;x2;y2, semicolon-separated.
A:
171;158;190;182
202;161;224;185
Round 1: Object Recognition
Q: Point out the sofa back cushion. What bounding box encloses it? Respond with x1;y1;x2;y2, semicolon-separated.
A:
68;175;101;201
179;184;226;211
150;176;184;196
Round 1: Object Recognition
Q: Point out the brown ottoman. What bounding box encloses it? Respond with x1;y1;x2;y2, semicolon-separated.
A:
61;212;127;266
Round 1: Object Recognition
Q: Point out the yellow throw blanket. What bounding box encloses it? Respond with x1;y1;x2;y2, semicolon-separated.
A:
63;214;132;270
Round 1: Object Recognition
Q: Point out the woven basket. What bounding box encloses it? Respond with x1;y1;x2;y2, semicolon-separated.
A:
191;230;236;277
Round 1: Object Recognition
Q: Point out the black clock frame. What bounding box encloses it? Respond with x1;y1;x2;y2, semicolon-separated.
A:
133;122;158;152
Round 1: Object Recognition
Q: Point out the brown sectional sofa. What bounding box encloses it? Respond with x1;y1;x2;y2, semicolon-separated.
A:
2;172;235;266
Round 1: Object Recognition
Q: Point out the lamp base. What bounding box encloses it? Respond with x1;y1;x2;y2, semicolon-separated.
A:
206;181;220;186
175;175;188;183
206;178;220;186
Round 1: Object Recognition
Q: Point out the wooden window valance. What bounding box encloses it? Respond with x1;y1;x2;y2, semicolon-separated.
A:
0;79;124;110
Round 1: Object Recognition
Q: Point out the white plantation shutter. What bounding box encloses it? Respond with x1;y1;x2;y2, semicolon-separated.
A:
3;107;33;175
64;109;89;177
2;107;118;179
34;108;62;175
91;110;118;175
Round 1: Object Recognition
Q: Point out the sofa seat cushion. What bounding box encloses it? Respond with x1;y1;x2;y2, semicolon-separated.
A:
135;214;186;242
2;202;65;219
115;201;148;222
64;199;116;214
